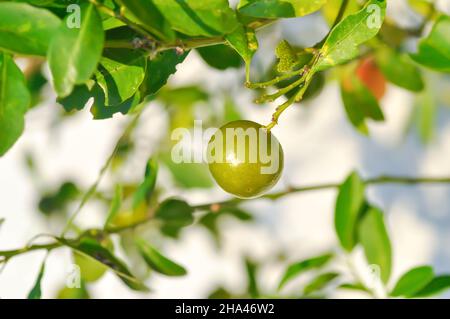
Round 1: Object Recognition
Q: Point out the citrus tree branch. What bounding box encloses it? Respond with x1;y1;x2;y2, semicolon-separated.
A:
2;175;449;262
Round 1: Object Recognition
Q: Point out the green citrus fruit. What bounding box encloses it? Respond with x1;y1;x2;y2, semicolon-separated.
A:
207;120;284;198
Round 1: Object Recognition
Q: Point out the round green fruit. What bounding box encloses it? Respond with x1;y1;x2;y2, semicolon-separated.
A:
207;120;284;198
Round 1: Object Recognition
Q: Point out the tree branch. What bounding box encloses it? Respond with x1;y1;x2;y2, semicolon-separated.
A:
2;175;449;261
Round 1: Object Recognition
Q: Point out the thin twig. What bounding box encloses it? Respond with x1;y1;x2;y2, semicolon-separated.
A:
3;174;448;260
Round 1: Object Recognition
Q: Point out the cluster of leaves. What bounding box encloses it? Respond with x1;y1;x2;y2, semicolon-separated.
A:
1;0;450;299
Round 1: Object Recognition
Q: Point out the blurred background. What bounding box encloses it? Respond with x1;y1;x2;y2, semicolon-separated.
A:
0;0;449;298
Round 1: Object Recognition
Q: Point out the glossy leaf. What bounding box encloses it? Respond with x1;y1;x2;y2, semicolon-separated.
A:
197;45;243;70
132;159;158;210
315;0;386;71
238;0;327;18
0;53;31;156
413;275;450;298
95;49;147;106
334;172;366;251
303;272;339;296
322;0;360;25
376;48;424;92
357;207;392;284
410;16;450;72
278;253;334;290
48;3;104;97
58;237;149;291
116;0;175;41
90;84;141;119
142;50;189;97
152;0;239;37
226;25;258;79
391;266;434;297
57;85;93;112
27;257;46;299
0;2;60;56
135;238;187;276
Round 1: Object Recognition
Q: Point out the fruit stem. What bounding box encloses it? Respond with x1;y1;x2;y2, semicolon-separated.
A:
246;69;304;89
255;74;305;104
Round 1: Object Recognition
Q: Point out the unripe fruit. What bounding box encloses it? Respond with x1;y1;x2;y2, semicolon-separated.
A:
207;120;284;198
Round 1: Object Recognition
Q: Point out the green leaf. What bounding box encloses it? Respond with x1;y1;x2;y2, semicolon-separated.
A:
57;281;90;299
132;159;158;210
238;0;327;18
116;0;175;41
339;282;370;293
340;73;385;135
0;2;60;56
415;86;436;144
142;50;189;97
278;253;333;290
245;258;260;298
413;275;450;298
315;0;386;71
303;272;339;296
57;85;93;112
376;48;424;92
104;184;123;229
334;172;366;251
197;45;243;70
90;84;141;119
135;238;187;276
322;0;360;25
223;97;243;122
95;49;147;106
0;53;31;156
58;236;149;291
38;181;80;216
391;266;434;297
48;3;104;97
28;257;47;299
162;154;213;189
155;199;194;226
155;198;194;238
357;207;392;284
226;25;258;80
410;15;450;72
0;218;4;231
152;0;239;37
